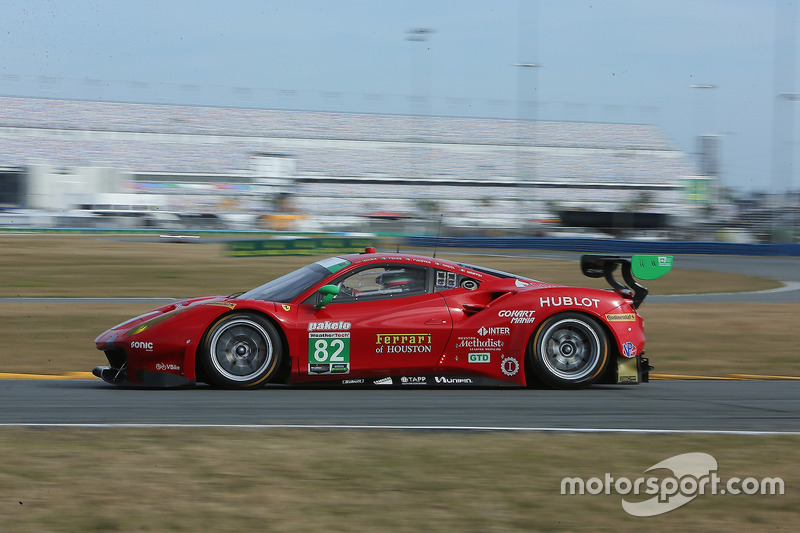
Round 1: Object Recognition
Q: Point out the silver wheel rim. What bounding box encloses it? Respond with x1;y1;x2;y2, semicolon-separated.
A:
539;318;601;381
209;318;273;382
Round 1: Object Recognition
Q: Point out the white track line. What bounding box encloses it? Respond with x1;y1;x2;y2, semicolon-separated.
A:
1;423;799;436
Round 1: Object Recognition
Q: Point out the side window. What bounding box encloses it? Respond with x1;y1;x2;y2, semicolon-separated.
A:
434;269;480;292
333;265;428;302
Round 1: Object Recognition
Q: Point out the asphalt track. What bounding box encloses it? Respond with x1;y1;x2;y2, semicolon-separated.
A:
1;379;799;434
2;253;799;433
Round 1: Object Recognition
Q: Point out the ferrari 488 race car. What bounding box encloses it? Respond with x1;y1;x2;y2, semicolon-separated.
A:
93;247;672;389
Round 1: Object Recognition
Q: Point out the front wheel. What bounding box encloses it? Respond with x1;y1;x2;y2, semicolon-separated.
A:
200;313;283;389
528;312;609;389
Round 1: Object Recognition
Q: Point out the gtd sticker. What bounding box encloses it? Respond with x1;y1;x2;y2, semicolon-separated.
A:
309;332;351;374
468;353;491;363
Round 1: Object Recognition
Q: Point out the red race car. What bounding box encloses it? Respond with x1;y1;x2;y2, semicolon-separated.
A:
93;248;672;389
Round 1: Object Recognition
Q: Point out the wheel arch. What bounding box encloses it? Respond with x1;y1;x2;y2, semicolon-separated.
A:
523;309;617;387
194;308;292;385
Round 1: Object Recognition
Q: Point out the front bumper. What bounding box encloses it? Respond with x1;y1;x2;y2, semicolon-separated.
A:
93;347;195;388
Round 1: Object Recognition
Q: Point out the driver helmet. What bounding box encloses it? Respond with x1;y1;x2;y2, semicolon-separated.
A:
377;270;418;289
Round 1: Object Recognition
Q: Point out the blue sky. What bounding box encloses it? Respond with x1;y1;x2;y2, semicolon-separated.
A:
1;0;797;192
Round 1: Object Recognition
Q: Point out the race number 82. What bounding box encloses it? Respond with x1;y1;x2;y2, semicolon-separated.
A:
308;333;351;363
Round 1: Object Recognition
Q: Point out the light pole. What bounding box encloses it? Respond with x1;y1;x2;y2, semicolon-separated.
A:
514;62;542;181
405;28;435;179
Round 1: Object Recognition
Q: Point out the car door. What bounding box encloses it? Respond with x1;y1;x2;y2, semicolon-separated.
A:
296;263;452;379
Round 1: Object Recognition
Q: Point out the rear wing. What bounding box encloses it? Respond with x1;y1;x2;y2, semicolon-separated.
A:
580;255;673;308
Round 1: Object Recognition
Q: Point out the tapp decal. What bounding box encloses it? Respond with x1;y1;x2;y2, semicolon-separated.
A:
375;333;432;354
539;296;600;308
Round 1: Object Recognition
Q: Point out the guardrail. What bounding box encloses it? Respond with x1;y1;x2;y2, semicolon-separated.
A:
404;236;800;256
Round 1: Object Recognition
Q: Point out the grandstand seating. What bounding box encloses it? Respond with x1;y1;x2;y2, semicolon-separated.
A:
0;96;697;220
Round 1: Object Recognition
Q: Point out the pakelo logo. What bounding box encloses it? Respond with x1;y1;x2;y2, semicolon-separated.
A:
561;452;784;517
130;341;154;351
308;321;351;331
477;326;510;336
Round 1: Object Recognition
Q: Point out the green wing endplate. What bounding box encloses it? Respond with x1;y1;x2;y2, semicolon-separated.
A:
580;254;673;308
631;255;673;280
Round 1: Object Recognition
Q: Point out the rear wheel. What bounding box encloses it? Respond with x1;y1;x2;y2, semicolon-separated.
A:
200;313;282;389
529;312;609;389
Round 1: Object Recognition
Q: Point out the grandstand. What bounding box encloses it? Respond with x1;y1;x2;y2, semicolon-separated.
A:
0;96;701;233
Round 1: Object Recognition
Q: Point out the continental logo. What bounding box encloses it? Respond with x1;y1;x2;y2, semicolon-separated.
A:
605;313;637;322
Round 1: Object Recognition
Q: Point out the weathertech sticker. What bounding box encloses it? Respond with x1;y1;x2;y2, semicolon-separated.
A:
308;332;350;374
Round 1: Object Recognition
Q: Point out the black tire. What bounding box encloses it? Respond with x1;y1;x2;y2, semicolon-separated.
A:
200;313;282;389
529;312;609;389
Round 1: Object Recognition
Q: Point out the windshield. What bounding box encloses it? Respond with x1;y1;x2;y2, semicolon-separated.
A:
237;257;351;302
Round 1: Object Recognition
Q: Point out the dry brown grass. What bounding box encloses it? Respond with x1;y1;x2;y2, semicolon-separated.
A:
644;303;800;376
0;428;796;532
0;235;781;298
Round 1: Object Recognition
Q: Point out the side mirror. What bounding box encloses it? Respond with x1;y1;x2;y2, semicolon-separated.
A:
314;284;340;309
